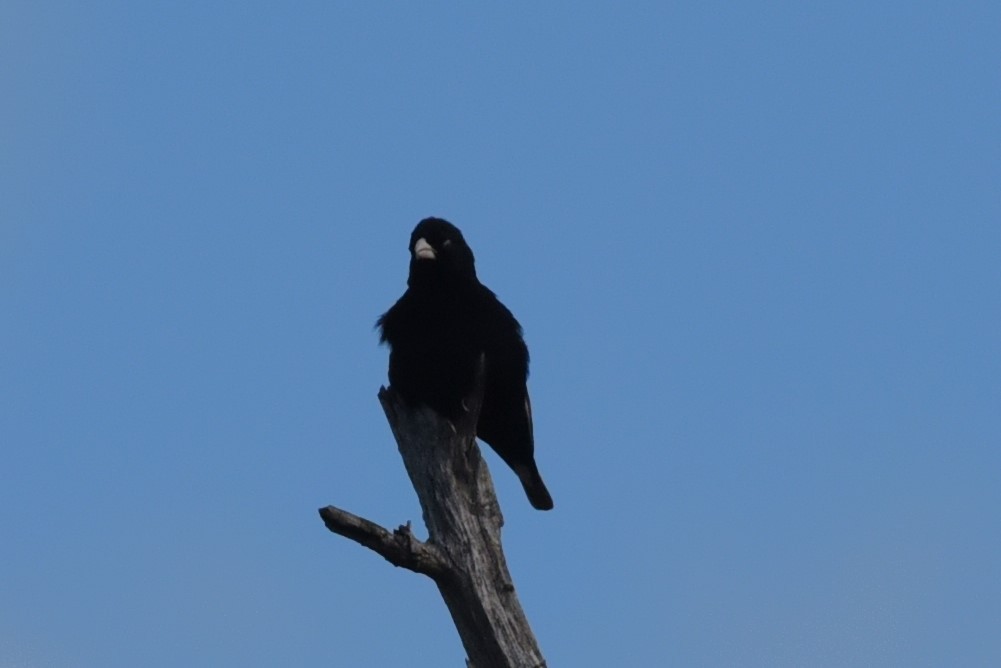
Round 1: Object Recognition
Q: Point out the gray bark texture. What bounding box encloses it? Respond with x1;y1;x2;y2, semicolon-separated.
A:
318;377;547;668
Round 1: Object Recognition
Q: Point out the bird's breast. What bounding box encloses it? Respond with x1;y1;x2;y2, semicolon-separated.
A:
385;299;485;419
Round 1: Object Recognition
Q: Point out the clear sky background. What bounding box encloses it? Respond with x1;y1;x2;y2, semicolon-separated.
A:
3;3;999;667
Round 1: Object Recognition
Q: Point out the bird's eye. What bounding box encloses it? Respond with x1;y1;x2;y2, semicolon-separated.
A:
442;240;452;247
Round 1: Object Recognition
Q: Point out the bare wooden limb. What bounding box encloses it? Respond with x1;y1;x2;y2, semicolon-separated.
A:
317;506;446;578
319;363;547;668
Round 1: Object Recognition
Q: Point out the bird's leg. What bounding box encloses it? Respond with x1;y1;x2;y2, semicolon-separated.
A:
446;399;472;434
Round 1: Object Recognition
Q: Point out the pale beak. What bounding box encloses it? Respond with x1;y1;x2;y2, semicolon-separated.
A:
414;238;436;260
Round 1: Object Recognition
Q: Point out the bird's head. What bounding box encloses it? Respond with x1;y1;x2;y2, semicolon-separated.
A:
407;217;477;287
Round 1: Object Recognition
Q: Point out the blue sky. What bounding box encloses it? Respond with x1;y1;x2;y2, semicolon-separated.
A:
3;3;999;666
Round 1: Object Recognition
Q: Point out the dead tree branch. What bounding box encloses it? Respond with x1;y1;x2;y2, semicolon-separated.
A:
318;369;546;668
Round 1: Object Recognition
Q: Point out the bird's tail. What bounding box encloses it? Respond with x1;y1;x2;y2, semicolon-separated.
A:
515;463;554;511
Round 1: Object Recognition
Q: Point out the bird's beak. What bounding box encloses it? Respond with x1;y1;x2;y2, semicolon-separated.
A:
414;238;436;260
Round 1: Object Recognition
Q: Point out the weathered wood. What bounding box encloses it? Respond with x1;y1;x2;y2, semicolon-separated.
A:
318;373;546;668
317;507;446;578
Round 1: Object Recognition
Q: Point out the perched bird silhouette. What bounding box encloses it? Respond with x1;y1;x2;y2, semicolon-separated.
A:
378;217;554;510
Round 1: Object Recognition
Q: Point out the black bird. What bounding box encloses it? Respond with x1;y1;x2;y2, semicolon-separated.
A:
378;217;554;510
